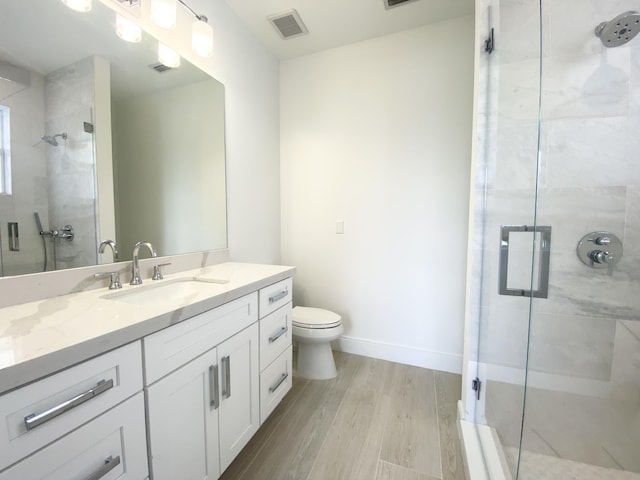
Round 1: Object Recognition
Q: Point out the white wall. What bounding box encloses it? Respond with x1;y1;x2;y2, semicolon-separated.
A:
101;0;281;264
280;16;475;373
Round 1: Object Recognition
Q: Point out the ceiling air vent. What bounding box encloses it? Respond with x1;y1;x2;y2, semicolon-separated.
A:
384;0;420;9
149;63;173;73
268;9;308;40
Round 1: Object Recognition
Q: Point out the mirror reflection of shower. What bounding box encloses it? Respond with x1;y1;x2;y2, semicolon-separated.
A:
33;212;74;272
41;132;67;147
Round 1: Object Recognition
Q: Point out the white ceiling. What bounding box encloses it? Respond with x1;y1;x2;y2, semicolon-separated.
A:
222;0;475;60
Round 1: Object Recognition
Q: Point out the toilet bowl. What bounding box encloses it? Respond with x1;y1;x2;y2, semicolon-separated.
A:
292;306;343;380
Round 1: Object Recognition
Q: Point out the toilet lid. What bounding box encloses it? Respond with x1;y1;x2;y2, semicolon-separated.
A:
292;307;342;329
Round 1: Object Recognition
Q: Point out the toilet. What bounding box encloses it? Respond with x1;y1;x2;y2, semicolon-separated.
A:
292;306;343;380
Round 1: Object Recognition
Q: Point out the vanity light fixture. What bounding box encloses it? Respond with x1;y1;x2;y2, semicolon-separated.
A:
61;0;92;12
158;42;181;68
115;14;142;43
150;0;177;29
177;0;214;58
192;17;214;57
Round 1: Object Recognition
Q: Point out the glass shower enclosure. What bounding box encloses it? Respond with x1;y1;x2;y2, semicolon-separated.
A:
463;0;640;478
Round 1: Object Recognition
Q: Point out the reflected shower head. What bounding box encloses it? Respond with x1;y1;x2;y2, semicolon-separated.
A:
596;11;640;47
41;132;67;146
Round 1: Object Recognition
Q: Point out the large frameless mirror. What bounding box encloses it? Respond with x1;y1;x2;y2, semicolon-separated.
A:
0;0;227;275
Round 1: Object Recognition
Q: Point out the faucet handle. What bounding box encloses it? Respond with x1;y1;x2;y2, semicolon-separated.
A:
152;262;172;281
94;271;123;290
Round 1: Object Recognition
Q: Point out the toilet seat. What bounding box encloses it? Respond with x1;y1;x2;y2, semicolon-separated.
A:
292;307;341;330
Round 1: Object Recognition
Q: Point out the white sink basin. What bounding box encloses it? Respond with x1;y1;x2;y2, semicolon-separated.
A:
102;277;228;306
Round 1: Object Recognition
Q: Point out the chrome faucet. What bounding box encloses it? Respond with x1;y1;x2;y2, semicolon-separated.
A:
130;241;157;285
98;239;119;262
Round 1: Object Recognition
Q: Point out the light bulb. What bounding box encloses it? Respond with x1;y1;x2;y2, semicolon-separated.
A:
61;0;92;12
116;14;142;43
150;0;177;29
192;19;213;57
158;43;181;68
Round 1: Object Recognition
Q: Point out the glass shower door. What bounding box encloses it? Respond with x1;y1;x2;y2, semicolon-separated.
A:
517;1;640;477
471;0;544;477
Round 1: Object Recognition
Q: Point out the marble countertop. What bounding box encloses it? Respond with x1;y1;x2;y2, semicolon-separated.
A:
0;262;295;395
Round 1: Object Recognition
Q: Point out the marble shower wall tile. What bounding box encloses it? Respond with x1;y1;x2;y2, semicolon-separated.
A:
545;117;640;188
537;253;640;321
486;122;542;190
610;320;640;386
478;304;530;369
536;186;627;252
528;312;615;380
497;0;549;65
44;56;97;270
625;185;640;255
540;48;630;120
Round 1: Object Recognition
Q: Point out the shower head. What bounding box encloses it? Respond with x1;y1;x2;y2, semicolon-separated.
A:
596;11;640;48
41;132;67;146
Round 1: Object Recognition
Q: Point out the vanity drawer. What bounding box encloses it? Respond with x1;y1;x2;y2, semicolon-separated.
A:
0;392;148;480
259;303;292;371
258;277;293;318
260;346;292;425
0;341;142;471
144;293;258;385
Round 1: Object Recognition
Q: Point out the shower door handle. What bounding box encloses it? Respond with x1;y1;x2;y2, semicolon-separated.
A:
499;225;552;299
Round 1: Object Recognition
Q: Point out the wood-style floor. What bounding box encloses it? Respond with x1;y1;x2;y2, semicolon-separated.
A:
220;351;466;480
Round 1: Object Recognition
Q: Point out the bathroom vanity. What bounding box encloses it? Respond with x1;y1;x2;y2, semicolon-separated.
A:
0;263;294;479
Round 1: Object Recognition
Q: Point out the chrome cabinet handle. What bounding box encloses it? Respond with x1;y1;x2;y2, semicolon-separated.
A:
24;379;114;431
209;365;220;409
268;287;288;304
221;356;231;399
269;373;289;394
268;326;288;343
85;455;121;480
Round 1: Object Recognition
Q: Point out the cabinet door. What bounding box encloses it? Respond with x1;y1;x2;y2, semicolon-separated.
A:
217;323;259;472
147;349;220;480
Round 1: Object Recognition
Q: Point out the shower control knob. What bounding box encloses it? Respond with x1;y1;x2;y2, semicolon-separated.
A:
577;231;623;271
589;250;613;265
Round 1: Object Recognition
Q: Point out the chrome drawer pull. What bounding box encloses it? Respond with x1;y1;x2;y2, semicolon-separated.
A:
85;455;121;480
268;287;288;304
269;373;289;393
209;365;220;410
268;326;288;343
24;379;114;431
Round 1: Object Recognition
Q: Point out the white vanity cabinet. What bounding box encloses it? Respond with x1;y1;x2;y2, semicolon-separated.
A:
0;341;147;479
144;293;260;479
0;393;148;480
258;278;293;424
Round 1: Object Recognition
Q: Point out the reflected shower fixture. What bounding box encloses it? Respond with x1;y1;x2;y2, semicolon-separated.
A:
595;11;640;48
41;132;67;147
